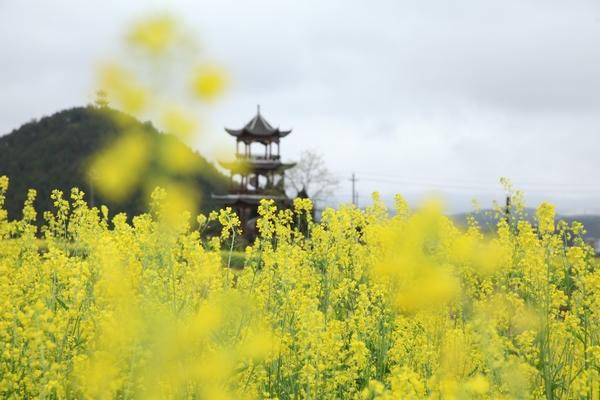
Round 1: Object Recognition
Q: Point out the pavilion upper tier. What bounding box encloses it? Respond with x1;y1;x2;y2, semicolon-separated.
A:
225;105;292;144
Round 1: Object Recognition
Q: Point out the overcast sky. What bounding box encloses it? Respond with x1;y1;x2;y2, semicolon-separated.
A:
1;0;599;213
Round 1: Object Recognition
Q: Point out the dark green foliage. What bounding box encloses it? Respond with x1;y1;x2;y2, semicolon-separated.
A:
0;106;228;220
221;250;246;269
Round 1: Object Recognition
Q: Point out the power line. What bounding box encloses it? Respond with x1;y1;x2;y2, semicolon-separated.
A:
332;170;600;192
359;178;501;191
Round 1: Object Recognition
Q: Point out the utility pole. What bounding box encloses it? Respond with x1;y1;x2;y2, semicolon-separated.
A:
504;195;511;225
350;173;358;206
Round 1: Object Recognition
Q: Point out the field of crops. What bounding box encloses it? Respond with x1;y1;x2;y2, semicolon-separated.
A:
1;176;599;399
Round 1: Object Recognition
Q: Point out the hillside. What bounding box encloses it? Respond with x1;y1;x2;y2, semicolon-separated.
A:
0;106;228;220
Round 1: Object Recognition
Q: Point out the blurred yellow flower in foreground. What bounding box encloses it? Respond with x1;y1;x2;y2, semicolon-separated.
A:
87;130;150;202
89;15;227;225
98;64;148;114
127;15;178;54
191;65;227;100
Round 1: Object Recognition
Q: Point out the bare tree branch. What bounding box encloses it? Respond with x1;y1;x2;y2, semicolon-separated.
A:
286;149;339;205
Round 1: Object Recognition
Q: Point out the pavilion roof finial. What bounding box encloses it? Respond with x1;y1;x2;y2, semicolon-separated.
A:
257;104;261;115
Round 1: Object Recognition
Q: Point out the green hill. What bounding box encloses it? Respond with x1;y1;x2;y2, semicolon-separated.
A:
0;106;228;220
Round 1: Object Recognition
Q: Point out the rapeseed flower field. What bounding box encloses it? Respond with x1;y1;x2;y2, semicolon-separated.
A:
2;15;599;400
0;177;599;399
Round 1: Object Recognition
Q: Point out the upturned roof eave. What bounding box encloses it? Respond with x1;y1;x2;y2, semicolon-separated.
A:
218;159;296;172
224;128;292;141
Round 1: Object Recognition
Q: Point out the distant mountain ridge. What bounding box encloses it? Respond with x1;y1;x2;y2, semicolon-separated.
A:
0;106;228;220
453;208;600;243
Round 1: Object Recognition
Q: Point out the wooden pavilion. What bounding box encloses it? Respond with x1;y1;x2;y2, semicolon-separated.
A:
213;106;295;233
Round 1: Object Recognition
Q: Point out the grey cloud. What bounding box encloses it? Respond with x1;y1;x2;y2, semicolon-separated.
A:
1;0;599;213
